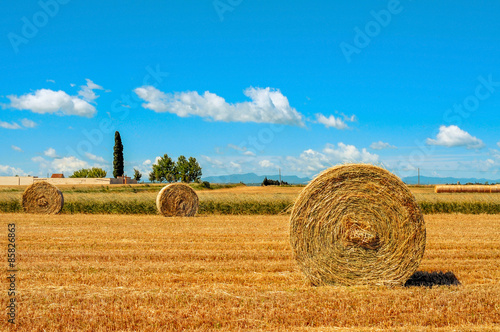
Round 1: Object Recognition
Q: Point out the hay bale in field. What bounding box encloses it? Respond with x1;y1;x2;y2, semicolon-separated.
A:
435;185;500;193
22;181;64;214
156;183;199;217
290;164;426;286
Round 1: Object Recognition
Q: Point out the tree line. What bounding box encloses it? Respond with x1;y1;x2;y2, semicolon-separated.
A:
261;177;289;186
69;131;202;183
148;154;202;183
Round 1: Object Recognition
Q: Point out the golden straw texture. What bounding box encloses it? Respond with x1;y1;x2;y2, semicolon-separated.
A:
22;181;64;214
156;183;199;217
290;164;426;286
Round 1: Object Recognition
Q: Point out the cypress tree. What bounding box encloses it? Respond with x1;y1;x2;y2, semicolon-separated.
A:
113;131;124;178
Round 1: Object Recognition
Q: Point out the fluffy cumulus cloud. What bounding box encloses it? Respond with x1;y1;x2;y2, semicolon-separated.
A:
32;155;90;175
44;147;58;158
259;160;277;169
0;165;27;176
323;143;379;163
286;143;379;175
134;86;305;126
426;125;484;149
5;79;104;118
315;113;356;130
370;141;396;150
32;147;106;175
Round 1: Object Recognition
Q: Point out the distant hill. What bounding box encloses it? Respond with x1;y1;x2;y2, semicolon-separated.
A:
202;173;310;185
402;175;500;185
202;173;500;185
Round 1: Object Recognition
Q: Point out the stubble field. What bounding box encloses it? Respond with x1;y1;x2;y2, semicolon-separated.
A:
1;210;499;331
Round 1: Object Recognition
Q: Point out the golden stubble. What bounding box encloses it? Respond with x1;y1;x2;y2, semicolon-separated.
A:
0;213;499;331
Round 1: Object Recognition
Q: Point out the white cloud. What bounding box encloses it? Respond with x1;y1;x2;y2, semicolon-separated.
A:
0;165;27;176
131;159;154;178
229;161;241;171
11;145;22;152
51;157;89;173
46;79;55;83
21;118;37;128
5;79;104;118
497;141;500;148
315;114;350;129
323;143;379;163
78;79;104;102
426;125;484;149
0;119;37;129
342;113;357;122
227;144;244;151
202;155;224;167
370;141;396;150
134;86;305;126
85;152;106;163
0;121;21;129
32;155;90;175
227;143;256;156
285;143;379;175
259;160;277;169
286;149;329;173
44;148;58;158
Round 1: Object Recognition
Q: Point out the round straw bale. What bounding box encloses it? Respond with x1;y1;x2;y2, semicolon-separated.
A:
156;183;199;217
22;181;64;214
290;164;426;286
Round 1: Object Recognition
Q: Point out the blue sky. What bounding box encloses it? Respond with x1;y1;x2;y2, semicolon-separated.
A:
1;0;500;180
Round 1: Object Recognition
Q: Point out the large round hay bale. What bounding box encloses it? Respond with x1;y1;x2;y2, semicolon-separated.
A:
290;164;426;286
22;181;64;214
156;183;199;217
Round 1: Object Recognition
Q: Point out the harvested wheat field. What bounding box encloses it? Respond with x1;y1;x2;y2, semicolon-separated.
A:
1;213;499;331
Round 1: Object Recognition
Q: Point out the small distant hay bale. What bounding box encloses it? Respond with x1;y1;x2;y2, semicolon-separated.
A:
290;164;426;286
156;183;199;217
435;185;500;193
22;181;64;214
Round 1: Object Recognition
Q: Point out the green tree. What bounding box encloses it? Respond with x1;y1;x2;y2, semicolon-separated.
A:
113;131;124;178
176;155;190;182
187;157;202;182
151;154;178;183
70;167;106;178
70;168;89;178
133;168;142;182
88;167;107;178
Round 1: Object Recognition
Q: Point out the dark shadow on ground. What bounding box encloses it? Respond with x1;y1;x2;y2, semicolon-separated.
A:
404;271;461;288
